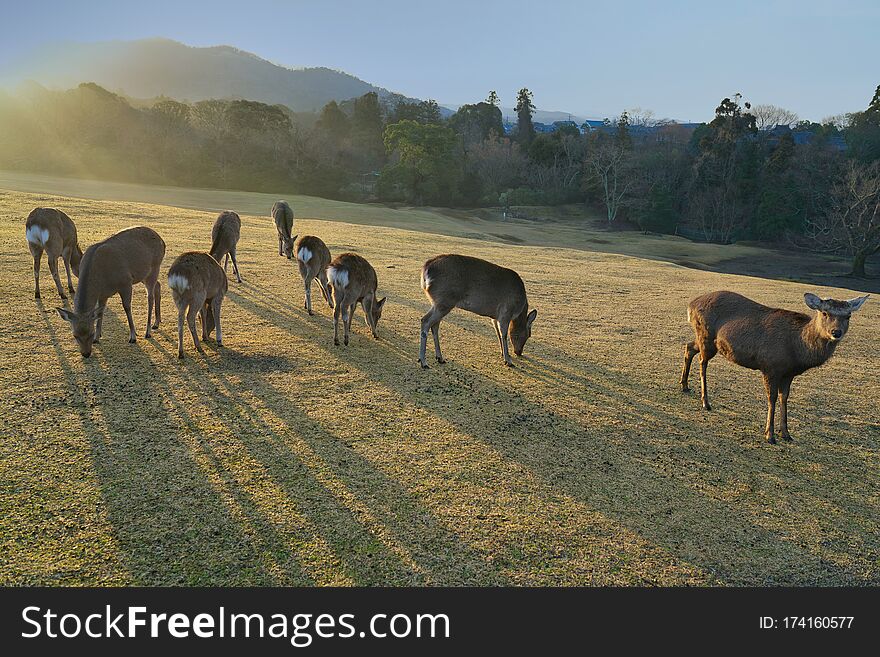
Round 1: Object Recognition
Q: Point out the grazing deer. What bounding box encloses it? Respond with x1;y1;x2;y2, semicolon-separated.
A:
209;210;242;283
327;253;386;346
295;235;333;315
25;207;83;300
680;290;869;444
167;252;228;359
272;200;294;259
419;254;537;368
56;226;165;357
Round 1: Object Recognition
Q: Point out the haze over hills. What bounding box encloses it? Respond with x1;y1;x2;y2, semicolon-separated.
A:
0;38;418;113
1;37;600;120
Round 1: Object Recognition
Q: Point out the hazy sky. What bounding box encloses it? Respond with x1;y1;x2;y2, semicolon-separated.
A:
2;0;878;121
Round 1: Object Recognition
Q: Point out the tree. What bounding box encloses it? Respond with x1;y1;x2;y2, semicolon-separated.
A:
515;88;535;145
389;99;441;125
469;133;526;199
380;120;460;204
751;104;799;131
804;160;880;277
352;92;386;167
316;100;350;141
449;102;504;149
586;134;632;223
486;90;500;107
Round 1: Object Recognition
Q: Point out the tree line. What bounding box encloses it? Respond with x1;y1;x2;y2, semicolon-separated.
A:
0;81;878;275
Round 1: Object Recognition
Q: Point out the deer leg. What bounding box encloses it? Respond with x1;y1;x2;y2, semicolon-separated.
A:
230;249;241;283
224;254;230;272
498;317;514;367
778;377;793;441
493;320;504;352
680;341;698;392
333;297;343;346
343;302;356;346
31;248;42;299
152;281;161;328
62;249;75;294
144;276;158;338
318;273;333;308
212;296;224;347
48;256;67;300
187;295;204;353
118;286;136;343
762;374;779;444
176;303;187;359
95;299;108;342
278;235;283;256
420;305;451;368
698;345;715;410
304;274;314;315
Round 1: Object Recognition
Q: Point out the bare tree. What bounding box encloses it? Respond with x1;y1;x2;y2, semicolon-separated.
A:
751;104;799;131
470;133;526;197
804;160;880;277
586;139;632;223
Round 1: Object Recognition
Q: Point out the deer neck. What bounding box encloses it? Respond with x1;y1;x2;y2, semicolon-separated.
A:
800;316;837;368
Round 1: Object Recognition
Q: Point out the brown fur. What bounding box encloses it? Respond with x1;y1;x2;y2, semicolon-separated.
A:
167;252;228;359
681;290;868;443
419;254;537;368
57;226;165;357
209;210;242;283
272;200;294;259
327;253;385;346
25;207;83;300
295;235;333;315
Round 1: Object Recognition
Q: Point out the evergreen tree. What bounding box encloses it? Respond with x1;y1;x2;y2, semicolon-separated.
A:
515;88;535;145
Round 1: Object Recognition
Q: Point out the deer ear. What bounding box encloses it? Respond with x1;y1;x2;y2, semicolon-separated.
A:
804;293;823;310
291;234;298;244
527;308;537;328
376;296;387;309
847;295;868;312
56;307;75;322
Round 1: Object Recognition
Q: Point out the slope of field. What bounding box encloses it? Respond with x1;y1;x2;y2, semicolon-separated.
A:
0;188;878;586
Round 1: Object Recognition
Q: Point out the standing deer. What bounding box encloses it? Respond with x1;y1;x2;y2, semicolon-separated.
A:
419;254;537;368
272;200;295;259
167;252;228;358
56;226;165;357
295;235;333;315
209;210;242;283
680;290;869;443
25;207;83;300
327;253;386;346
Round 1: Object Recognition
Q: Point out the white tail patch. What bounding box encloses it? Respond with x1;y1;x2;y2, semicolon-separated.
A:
168;274;190;292
26;225;50;247
421;272;432;290
687;307;692;322
297;246;313;264
328;266;348;289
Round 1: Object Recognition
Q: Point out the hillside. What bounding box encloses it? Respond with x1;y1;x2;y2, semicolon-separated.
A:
1;38;414;112
1;187;878;585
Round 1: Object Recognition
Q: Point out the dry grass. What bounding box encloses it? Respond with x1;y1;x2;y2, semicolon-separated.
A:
0;186;878;586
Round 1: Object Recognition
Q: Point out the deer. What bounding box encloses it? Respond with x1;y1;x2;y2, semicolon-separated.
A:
56;226;165;357
209;210;242;283
680;290;869;444
326;253;386;346
25;207;83;300
419;254;537;369
167;252;228;359
295;235;333;315
272;200;295;259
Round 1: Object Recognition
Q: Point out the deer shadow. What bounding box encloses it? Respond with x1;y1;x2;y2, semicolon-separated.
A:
229;285;877;585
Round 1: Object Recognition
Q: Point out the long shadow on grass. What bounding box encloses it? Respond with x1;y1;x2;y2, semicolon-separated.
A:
150;331;507;586
41;306;305;585
232;284;875;585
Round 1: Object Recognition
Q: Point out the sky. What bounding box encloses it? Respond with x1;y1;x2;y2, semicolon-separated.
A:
1;0;878;122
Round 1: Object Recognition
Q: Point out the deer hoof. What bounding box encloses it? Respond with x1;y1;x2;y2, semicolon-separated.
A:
59;293;68;300
151;323;159;330
217;340;223;347
128;337;137;344
35;292;41;300
680;385;690;393
145;332;151;339
178;352;184;359
702;402;711;411
334;339;340;346
308;310;314;316
505;361;515;368
344;338;349;346
436;357;446;364
767;435;777;445
420;361;430;370
781;433;793;442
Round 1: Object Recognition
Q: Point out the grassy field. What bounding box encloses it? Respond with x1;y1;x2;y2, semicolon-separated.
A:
0;184;878;586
